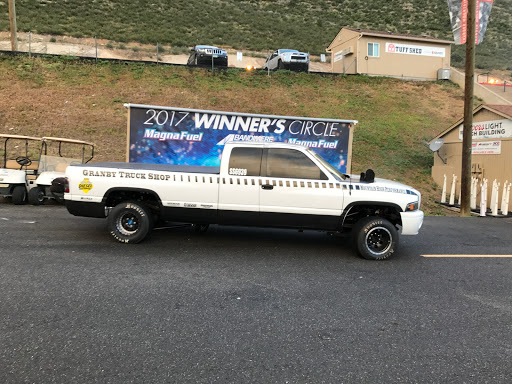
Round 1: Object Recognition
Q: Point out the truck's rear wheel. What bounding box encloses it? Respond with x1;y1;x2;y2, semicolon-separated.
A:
353;216;398;260
12;186;27;205
108;201;153;244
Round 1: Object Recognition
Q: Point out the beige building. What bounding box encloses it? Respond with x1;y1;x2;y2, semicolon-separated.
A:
326;27;452;80
430;104;512;206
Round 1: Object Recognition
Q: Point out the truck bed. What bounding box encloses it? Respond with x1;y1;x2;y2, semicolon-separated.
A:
73;162;220;174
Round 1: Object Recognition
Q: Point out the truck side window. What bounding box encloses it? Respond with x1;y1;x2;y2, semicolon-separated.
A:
266;149;328;180
228;147;263;176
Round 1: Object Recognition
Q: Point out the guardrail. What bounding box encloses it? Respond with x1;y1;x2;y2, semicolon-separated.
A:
0;49;338;77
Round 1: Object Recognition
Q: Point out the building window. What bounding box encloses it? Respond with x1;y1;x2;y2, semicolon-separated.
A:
368;43;379;57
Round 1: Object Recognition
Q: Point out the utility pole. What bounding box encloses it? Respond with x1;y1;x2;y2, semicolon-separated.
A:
8;0;18;51
460;0;476;217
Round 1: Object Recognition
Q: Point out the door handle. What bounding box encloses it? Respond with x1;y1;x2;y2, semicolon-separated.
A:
261;184;274;190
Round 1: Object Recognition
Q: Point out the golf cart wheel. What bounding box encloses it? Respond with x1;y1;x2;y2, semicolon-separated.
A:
108;201;153;244
353;216;398;261
12;186;27;205
28;186;45;205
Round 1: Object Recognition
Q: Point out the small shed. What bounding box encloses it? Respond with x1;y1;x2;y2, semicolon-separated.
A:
326;27;452;81
430;104;512;198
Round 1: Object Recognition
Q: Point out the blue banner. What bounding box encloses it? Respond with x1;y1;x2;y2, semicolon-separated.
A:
127;105;356;173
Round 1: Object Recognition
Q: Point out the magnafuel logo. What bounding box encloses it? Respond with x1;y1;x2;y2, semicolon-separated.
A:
143;129;204;142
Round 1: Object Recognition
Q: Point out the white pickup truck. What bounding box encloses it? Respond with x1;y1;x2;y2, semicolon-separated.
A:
64;142;423;260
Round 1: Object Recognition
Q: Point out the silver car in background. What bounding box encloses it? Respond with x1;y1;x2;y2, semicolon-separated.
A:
263;49;309;72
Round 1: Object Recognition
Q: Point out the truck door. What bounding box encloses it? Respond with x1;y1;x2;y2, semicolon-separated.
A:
259;148;343;230
218;147;262;226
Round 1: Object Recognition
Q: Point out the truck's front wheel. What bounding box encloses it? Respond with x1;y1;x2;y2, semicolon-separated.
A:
353;217;398;260
108;201;153;244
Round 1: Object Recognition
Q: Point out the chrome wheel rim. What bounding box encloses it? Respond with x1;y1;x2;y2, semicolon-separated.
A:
365;227;392;256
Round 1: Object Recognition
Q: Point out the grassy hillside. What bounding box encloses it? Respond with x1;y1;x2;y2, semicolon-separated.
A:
0;54;471;214
0;0;511;70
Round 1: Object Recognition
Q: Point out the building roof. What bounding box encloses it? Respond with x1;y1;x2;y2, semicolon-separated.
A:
430;104;512;142
327;27;453;51
486;104;512;119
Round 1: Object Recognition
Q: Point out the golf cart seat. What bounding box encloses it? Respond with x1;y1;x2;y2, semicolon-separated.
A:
55;163;69;172
5;160;19;169
6;159;39;171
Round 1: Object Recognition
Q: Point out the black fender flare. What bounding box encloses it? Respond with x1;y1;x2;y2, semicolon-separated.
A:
102;187;163;210
339;201;403;229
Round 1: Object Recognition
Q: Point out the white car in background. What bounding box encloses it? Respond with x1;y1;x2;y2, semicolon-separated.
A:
263;49;309;72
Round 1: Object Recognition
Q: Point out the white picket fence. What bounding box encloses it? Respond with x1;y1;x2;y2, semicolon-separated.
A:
440;174;510;216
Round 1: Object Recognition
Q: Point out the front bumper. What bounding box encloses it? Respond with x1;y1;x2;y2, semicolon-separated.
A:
197;54;228;66
400;210;424;235
282;61;309;71
0;184;16;196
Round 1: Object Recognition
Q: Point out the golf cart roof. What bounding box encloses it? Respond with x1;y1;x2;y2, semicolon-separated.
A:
0;134;42;141
42;137;95;147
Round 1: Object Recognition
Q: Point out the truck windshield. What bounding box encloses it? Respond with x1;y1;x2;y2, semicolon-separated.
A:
307;149;347;181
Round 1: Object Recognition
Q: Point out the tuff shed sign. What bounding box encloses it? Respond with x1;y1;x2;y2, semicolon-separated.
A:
385;43;446;57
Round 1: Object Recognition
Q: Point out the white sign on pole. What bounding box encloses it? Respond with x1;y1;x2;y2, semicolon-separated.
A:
458;119;512;140
385;43;446;57
472;141;501;154
237;52;243;62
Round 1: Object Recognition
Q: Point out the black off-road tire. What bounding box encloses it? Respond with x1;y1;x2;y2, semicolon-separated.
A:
108;201;154;244
28;186;45;205
12;186;27;205
278;60;285;70
352;216;398;260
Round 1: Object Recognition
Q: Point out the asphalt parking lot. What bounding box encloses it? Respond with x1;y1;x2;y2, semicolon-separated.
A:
1;204;511;383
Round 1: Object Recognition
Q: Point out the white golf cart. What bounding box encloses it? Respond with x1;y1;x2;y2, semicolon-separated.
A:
0;134;42;205
28;137;94;205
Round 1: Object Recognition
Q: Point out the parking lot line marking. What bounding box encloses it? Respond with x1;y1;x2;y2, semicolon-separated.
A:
422;255;512;258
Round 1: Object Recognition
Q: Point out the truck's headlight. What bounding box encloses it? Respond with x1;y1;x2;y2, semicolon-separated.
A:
405;201;418;211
